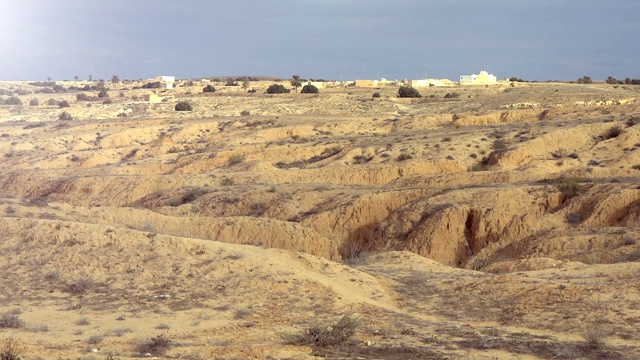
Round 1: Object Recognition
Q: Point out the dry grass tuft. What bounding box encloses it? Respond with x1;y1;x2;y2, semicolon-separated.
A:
582;323;608;350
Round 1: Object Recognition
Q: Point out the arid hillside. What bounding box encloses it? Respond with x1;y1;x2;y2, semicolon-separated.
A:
0;79;639;359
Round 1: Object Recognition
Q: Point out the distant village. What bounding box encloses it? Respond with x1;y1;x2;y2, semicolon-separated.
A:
150;70;502;94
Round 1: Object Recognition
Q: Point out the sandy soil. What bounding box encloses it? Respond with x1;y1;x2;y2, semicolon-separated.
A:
0;79;639;359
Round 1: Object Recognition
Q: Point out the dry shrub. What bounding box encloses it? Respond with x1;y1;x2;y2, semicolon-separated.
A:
0;337;21;360
556;177;583;199
0;314;24;329
136;334;172;356
582;323;608;350
282;314;360;347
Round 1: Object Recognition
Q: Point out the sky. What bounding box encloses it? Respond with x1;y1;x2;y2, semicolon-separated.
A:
0;0;638;82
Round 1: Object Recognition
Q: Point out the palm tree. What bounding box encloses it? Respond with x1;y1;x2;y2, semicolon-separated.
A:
290;75;302;93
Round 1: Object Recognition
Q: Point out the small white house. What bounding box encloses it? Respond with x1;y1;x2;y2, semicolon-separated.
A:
459;71;497;84
156;76;176;89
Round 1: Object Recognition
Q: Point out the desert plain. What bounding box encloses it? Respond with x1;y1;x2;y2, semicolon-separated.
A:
0;79;639;359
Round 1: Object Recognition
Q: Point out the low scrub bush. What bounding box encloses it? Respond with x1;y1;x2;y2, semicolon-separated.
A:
397;86;421;98
0;314;25;329
29;99;39;106
227;154;245;166
136;335;172;356
582;323;607;350
282;314;360;347
604;124;623;139
0;337;21;360
551;177;585;200
58;111;73;121
301;84;319;94
266;84;290;94
58;100;70;108
203;85;216;93
66;278;94;294
4;97;22;106
175;101;192;111
372;92;381;98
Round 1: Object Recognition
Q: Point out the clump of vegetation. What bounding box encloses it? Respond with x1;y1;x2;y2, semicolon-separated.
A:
175;101;192;111
468;162;491;172
136;334;172;356
266;84;290;94
0;337;22;360
372;92;381;98
58;100;70;108
240;110;250;116
576;76;593;84
4;97;22;106
203;85;216;93
220;177;234;186
352;155;371;164
444;92;460;98
282;314;360;347
301;84;319;94
538;109;550;120
396;153;413;161
555;177;584;200
0;313;25;329
582;323;608;350
491;138;509;150
97;89;109;98
139;81;162;89
65;277;94;294
227;154;245;166
225;78;239;86
103;99;113;105
604;124;623;139
58;111;73;121
397;86;421;98
29;99;39;106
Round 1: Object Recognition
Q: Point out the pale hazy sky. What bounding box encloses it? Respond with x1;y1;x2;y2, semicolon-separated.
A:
0;0;638;81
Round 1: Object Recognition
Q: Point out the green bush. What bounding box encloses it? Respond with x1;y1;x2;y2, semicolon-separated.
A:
266;84;290;94
175;101;192;111
372;92;381;98
203;85;216;93
397;86;421;98
97;90;108;98
300;84;319;94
